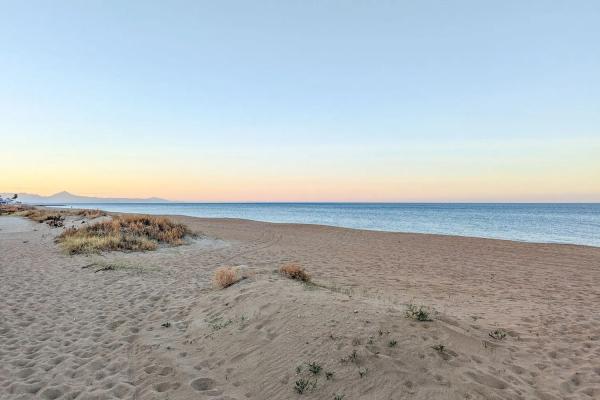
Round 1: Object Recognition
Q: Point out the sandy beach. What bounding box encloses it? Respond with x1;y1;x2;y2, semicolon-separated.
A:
1;211;600;400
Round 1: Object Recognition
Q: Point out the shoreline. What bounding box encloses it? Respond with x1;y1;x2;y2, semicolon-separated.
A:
45;204;600;249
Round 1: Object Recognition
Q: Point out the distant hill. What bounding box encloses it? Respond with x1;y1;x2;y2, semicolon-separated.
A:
5;191;170;204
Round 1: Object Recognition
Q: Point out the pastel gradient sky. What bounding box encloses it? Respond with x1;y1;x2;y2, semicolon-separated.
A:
2;1;599;202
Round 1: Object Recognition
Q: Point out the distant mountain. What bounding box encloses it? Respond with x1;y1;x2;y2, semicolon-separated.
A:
5;191;170;204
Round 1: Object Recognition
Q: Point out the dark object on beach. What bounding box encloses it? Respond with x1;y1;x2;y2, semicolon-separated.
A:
161;322;172;328
489;329;507;340
45;215;64;228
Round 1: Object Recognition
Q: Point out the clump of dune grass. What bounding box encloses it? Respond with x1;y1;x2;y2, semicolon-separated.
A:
279;263;311;282
57;215;191;254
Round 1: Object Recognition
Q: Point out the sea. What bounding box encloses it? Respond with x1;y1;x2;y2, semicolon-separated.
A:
57;203;600;247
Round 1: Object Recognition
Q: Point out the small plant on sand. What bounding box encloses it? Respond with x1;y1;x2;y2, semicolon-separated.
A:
307;362;322;375
334;394;345;400
341;349;359;364
161;322;171;328
432;344;445;353
294;378;316;394
388;339;398;347
296;365;303;374
405;304;432;321
279;264;311;282
213;266;242;289
57;215;191;254
358;367;368;378
489;329;507;340
325;371;334;380
208;317;233;331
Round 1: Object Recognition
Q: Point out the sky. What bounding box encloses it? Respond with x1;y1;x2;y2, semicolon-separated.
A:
1;1;599;202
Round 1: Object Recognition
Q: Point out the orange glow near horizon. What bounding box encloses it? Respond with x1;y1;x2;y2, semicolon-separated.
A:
3;136;599;202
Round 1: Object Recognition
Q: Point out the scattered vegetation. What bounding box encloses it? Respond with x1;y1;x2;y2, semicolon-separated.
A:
307;361;322;375
161;322;171;328
388;339;398;347
405;303;432;321
489;329;507;340
279;263;311;282
294;378;316;394
325;371;334;380
0;204;30;215
334;394;345;400
358;367;368;378
57;215;191;254
14;208;65;227
1;205;106;229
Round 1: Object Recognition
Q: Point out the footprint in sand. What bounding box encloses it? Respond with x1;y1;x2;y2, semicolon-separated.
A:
191;377;216;390
191;377;218;393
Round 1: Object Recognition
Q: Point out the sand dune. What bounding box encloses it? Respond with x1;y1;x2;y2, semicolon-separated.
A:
1;213;600;399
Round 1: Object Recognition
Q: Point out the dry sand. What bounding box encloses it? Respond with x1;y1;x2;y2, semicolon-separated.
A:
1;212;600;400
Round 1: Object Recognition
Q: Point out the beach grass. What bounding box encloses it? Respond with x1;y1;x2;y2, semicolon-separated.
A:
57;215;191;254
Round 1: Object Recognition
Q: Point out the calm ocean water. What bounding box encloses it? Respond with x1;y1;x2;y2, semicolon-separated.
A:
61;203;600;247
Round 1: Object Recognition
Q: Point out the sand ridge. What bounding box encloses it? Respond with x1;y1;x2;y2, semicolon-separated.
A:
1;213;600;399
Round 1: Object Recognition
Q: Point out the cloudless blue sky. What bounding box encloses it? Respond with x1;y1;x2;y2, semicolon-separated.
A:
1;1;599;201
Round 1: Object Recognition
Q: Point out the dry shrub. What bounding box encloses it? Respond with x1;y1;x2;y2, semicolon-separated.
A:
279;264;311;282
213;266;242;289
213;266;253;289
0;204;32;215
57;215;191;254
